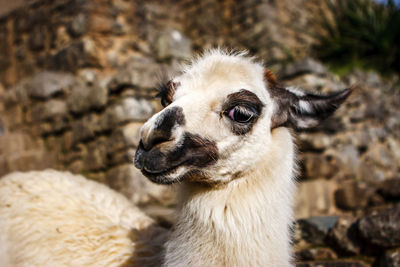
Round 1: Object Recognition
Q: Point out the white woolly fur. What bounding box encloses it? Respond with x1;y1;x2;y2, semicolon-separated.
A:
0;170;165;267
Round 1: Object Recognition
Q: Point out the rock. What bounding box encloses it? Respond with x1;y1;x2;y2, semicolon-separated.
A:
83;138;107;171
298;132;333;151
0;132;41;154
106;164;176;206
3;105;23;128
102;97;154;127
364;143;395;169
327;216;360;256
296;216;338;246
67;80;108;114
296;247;337;261
296;260;370;267
62;144;87;165
301;153;339;179
358;206;400;248
294;179;335;219
68;13;88;37
35;119;70;136
62;131;73;151
67;160;84;174
71;114;101;144
107;56;163;91
29;100;68;122
5;150;57;173
107;122;143;153
387;138;400;165
28;71;75;99
4;81;29;106
378;178;400;201
379;248;400;267
281;58;327;79
0;119;3;136
334;145;360;177
78;69;98;85
357;143;395;183
107;148;136;166
51;40;99;72
54;26;71;49
283;73;346;94
86;172;106;183
28;25;46;51
90;15;115;34
153;29;192;61
334;180;371;211
357;159;386;183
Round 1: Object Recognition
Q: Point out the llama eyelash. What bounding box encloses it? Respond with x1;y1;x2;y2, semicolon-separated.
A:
155;81;179;107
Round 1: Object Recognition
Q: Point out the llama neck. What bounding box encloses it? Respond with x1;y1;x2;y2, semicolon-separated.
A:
163;128;296;267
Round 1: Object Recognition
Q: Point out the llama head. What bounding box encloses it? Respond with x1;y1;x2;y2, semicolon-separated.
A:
134;50;351;185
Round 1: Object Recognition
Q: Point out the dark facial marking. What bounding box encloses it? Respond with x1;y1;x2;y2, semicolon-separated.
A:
134;132;218;185
157;81;180;107
222;89;264;135
141;106;185;150
167;132;218;168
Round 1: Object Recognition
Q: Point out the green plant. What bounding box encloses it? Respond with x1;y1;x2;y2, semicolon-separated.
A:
314;0;400;75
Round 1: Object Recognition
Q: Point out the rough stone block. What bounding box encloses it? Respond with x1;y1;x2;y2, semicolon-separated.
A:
62;144;87;164
358;206;400;249
154;29;192;61
67;80;108;114
107;149;135;167
107;122;143;153
296;247;337;261
67;160;84;174
281;58;327;79
327;216;361;256
295;216;338;246
51;40;99;72
68;13;88;37
378;178;400;201
301;153;339;180
71;114;100;144
30;100;68;122
5;150;57;173
334;180;371;211
379;248;400;267
295;179;335;219
83;137;107;171
102;97;154;128
108;57;163;91
34;119;70;136
28;71;75;99
0;133;40;154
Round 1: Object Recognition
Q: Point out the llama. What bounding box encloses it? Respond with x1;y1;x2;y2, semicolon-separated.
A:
0;50;351;266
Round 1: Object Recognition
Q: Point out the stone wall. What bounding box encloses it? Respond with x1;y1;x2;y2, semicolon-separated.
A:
0;1;399;265
0;0;335;206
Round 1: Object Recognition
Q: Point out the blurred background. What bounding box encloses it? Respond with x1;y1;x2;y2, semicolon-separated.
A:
0;0;399;265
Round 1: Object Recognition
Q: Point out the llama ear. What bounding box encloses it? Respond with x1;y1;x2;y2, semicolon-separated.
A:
269;87;352;130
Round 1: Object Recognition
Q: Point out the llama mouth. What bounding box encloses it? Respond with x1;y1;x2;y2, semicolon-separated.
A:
140;164;184;184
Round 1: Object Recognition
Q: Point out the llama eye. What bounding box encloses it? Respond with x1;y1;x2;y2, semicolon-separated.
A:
227;106;254;123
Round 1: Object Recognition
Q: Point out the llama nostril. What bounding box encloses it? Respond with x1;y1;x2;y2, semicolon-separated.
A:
141;134;172;151
141;106;185;151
